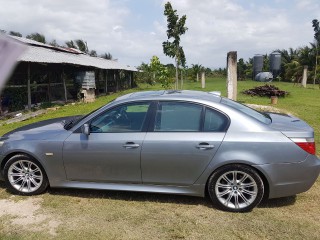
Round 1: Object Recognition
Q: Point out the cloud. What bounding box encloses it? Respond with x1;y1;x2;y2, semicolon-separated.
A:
0;0;319;68
156;0;320;67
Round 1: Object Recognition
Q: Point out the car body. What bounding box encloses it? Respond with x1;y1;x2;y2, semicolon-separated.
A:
0;90;319;212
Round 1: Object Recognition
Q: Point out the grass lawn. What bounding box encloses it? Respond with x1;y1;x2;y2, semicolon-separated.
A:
0;78;320;239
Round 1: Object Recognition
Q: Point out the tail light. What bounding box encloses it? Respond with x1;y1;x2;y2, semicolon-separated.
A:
290;138;316;155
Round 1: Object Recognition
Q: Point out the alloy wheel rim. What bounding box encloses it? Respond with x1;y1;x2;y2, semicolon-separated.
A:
8;160;43;193
215;170;258;209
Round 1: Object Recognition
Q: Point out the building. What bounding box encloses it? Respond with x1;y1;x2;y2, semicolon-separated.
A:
1;36;137;112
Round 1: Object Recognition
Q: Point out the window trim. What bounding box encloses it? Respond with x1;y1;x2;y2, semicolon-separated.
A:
148;100;230;133
149;100;204;133
81;101;155;133
203;106;230;132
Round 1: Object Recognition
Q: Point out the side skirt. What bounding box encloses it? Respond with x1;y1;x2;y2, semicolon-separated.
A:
50;180;205;197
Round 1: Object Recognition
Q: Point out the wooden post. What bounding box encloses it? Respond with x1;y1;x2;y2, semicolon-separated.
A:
47;71;51;102
105;70;108;94
62;69;68;103
227;51;237;100
27;63;31;110
132;72;134;88
201;72;205;89
129;71;132;88
115;70;119;92
302;65;308;88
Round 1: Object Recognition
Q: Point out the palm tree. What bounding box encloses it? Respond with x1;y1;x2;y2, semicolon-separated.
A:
101;52;113;60
9;31;22;37
65;40;77;49
312;19;320;85
26;32;46;43
298;46;313;67
191;64;202;82
75;39;88;53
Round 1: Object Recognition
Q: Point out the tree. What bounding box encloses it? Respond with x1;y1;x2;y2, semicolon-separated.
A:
9;31;22;37
162;2;188;89
237;58;247;80
26;32;46;43
89;50;97;57
65;40;77;49
312;19;320;85
136;62;153;85
191;64;202;82
150;56;162;81
149;56;172;88
101;52;113;60
284;60;302;83
65;39;99;56
49;39;59;47
75;39;88;53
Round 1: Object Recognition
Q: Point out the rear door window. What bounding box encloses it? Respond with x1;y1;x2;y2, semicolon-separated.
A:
154;102;202;132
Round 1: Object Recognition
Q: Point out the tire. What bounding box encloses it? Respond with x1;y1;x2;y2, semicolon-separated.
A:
4;154;49;195
208;164;264;212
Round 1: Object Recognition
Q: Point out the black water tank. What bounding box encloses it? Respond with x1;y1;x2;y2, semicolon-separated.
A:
269;52;281;77
253;55;264;79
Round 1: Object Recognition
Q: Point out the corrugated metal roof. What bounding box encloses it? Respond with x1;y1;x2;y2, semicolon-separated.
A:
10;36;137;71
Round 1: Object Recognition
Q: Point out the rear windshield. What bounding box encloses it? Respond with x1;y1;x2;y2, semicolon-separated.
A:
221;98;271;124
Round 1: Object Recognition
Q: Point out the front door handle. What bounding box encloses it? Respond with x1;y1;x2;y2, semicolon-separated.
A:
196;142;214;150
123;142;140;149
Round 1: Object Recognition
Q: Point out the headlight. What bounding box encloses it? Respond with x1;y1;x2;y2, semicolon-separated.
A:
0;141;4;147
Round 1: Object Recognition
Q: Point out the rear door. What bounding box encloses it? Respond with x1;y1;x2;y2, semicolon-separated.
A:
141;101;229;185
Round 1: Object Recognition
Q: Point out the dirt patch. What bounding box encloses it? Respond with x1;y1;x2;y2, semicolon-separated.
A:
0;197;61;236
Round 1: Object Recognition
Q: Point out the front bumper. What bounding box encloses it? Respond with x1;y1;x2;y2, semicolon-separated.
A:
255;154;320;199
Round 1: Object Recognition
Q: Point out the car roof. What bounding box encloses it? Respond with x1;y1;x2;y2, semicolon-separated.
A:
115;90;222;103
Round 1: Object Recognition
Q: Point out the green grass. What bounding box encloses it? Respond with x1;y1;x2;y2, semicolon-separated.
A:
0;78;320;239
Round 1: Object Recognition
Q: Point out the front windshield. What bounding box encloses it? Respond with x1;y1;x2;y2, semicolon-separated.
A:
221;98;271;124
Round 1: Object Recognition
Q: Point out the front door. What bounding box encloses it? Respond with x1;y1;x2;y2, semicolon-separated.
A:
63;102;152;183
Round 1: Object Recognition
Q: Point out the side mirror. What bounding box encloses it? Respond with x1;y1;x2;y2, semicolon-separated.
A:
82;123;90;136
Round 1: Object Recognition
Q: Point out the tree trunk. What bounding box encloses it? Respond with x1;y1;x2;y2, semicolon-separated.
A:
314;49;317;86
175;58;179;90
180;69;183;89
196;73;199;82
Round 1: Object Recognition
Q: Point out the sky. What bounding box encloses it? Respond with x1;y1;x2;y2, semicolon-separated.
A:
0;0;319;69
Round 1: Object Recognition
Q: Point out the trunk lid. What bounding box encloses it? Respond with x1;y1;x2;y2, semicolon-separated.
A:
267;112;314;138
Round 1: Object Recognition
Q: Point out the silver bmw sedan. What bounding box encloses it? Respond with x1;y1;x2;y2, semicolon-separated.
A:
0;90;319;212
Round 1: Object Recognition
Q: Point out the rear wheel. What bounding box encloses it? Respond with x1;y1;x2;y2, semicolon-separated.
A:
208;164;264;212
4;154;48;195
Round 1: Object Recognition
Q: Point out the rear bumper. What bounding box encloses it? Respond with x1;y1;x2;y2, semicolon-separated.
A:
254;154;320;199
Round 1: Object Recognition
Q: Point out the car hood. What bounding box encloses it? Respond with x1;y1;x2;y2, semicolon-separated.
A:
2;116;77;140
267;112;314;138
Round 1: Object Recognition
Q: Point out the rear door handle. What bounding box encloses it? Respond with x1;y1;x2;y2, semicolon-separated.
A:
123;142;140;149
196;142;214;150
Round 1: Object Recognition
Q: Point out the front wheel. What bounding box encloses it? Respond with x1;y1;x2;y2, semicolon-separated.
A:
4;154;49;195
208;164;264;212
